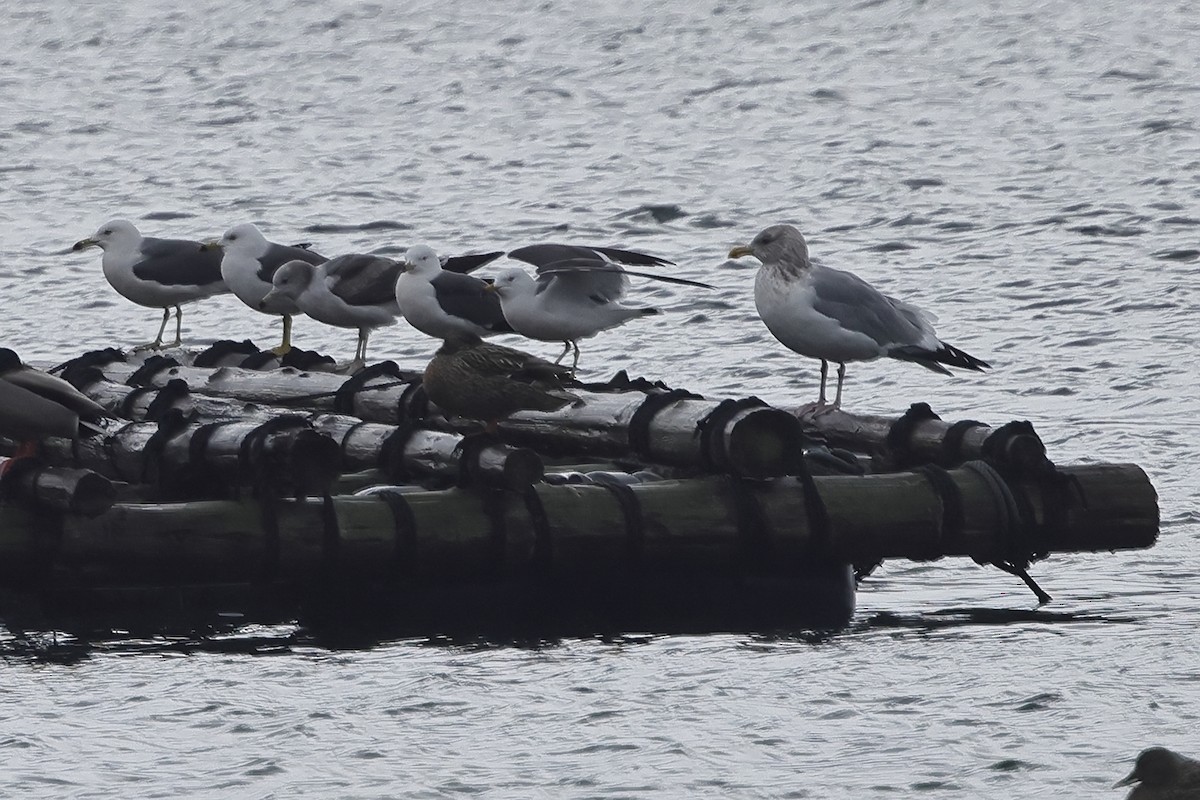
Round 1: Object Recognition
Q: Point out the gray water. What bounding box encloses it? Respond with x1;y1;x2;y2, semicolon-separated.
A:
1;0;1198;796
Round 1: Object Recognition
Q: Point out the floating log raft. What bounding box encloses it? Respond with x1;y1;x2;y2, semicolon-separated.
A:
0;344;1161;634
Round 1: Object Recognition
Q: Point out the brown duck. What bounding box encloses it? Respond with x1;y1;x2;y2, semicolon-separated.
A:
422;335;580;432
1117;748;1200;799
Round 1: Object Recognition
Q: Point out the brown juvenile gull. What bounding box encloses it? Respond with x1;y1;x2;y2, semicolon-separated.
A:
422;334;580;432
728;223;989;410
72;219;228;349
1116;747;1200;800
487;243;714;373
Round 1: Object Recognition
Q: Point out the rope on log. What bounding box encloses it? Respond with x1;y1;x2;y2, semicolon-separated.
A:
0;462;1153;590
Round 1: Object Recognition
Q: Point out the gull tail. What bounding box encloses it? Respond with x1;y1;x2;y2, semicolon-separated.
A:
890;341;990;374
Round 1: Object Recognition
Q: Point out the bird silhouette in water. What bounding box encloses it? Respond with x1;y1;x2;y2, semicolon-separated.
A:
422;334;581;433
1116;747;1200;799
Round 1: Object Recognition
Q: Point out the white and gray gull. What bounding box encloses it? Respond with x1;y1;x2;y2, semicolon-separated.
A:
72;219;228;349
0;348;112;458
208;222;327;354
263;248;504;365
395;245;512;340
728;223;989;410
488;243;714;372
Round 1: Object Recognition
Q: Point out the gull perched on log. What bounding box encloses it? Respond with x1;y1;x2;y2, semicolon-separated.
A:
395;245;512;340
72;219;228;349
487;243;714;373
259;255;402;367
208;222;328;354
0;348;112;460
728;223;989;410
423;334;580;433
1116;747;1200;800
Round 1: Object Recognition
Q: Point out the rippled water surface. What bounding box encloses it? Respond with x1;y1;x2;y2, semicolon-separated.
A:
2;0;1198;796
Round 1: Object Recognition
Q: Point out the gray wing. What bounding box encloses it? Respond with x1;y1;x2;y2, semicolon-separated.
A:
256;242;327;283
808;265;931;348
508;243;674;269
430;271;513;332
442;251;505;274
133;237;224;287
325;254;403;306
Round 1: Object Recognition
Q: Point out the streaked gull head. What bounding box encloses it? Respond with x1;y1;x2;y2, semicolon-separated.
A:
729;224;811;275
259;259;317;308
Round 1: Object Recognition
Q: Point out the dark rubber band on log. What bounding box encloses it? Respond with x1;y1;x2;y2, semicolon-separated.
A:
239;351;280;371
59;364;106;392
117;384;158;420
695;397;768;472
629;388;701;458
193;339;259;367
961;459;1052;604
238;416;311;494
372;488;419;575
912;464;965;560
140;409;192;485
884;402;941;468
941;420;987;466
379;422;420;481
50;347;127;376
125;355;179;387
187;421;231;470
334;361;404;415
320;492;340;572
399;381;429;422
144;379;191;422
590;473;645;566
981;420;1049;475
727;476;772;564
481;488;509;574
103;427;135;483
794;463;832;555
521;486;553;574
455;432;503;488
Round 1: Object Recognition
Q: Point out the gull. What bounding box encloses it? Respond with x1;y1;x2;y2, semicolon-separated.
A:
488;243;714;372
728;223;989;410
259;255;402;367
422;334;580;433
72;218;228;349
0;348;112;462
1116;747;1200;800
395;245;512;340
209;222;328;354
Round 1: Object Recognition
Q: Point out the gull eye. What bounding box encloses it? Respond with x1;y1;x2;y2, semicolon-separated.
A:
228;234;237;240
102;229;112;235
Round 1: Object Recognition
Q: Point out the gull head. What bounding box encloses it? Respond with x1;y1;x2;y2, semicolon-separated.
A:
728;224;811;270
212;222;270;256
73;218;142;253
487;268;536;298
403;244;442;275
259;259;315;309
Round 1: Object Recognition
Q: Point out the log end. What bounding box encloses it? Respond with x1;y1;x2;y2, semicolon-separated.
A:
723;408;806;478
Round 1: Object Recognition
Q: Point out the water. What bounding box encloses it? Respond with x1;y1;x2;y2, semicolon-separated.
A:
1;0;1198;796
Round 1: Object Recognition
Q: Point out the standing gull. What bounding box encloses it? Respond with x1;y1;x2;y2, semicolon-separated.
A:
260;255;402;366
1116;747;1200;800
209;222;328;354
72;219;227;349
728;223;989;410
489;243;714;372
422;334;580;433
395;245;512;340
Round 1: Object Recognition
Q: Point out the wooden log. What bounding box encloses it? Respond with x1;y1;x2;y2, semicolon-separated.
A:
794;406;1047;469
0;459;115;517
37;416;341;497
0;462;1156;590
94;361;805;476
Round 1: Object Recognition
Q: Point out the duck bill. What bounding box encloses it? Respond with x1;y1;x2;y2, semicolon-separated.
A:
1113;771;1137;788
728;244;755;259
72;237;99;252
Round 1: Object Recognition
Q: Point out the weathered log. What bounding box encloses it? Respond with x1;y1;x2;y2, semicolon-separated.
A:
0;462;1156;590
0;458;115;517
37;416;340;497
794;406;1047;470
92;361;805;477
